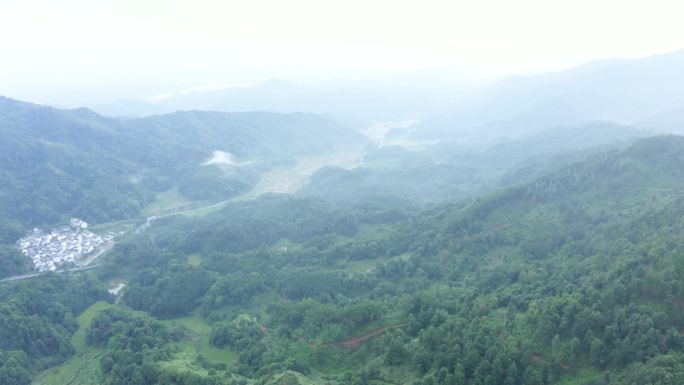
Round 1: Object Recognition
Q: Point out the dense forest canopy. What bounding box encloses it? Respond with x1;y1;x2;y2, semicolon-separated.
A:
0;97;365;279
0;96;366;230
1;95;684;385
97;136;684;385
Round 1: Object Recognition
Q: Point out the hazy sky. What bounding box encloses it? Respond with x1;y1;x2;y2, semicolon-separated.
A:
2;0;684;105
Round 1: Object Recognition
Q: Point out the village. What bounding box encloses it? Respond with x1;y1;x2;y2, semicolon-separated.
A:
16;218;113;272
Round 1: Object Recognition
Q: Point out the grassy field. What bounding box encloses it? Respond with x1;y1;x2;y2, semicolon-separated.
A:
89;218;137;234
187;253;203;267
160;313;237;375
88;149;363;235
241;149;362;200
32;301;116;385
182;148;363;218
556;368;608;385
144;186;194;216
31;302;237;384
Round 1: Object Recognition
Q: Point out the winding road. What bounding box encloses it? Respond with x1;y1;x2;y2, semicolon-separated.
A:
1;264;102;283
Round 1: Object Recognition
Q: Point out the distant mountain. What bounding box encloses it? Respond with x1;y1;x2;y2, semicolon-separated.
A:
91;75;478;122
124;109;365;161
87;99;172;118
300;121;649;204
418;48;684;141
638;104;684;133
0;96;367;231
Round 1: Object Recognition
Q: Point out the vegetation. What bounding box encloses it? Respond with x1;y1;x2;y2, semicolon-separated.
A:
301;122;646;206
0;245;29;279
0;274;108;384
0;96;365;278
1;94;683;385
0;96;365;231
23;135;679;385
87;307;175;385
33;301;116;385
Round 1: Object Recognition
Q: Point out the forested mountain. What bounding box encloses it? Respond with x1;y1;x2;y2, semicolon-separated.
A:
12;135;682;385
300;122;648;204
0;96;365;231
4;2;683;385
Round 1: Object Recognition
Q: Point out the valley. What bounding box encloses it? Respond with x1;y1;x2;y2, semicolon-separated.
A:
161;147;364;218
4;116;684;385
2;146;364;282
3;40;684;385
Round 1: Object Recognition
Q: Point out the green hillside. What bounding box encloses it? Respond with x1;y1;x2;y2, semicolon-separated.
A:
21;135;683;385
300;122;647;205
0;97;368;280
0;97;366;231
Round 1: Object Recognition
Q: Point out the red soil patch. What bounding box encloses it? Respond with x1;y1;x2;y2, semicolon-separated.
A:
337;323;407;349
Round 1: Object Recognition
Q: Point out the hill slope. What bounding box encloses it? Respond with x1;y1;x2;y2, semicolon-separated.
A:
300;122;648;204
0;97;366;231
55;135;684;385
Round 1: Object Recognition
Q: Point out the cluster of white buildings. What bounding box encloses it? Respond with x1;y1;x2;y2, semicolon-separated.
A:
16;218;111;272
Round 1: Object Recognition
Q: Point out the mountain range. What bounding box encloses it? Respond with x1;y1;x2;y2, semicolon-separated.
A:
0;96;366;228
90;49;684;146
418;49;684;141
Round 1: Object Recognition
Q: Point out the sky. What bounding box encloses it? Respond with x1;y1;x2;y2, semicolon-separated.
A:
2;0;684;105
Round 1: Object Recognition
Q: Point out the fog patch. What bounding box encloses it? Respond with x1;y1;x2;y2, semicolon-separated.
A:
361;120;418;145
202;150;250;168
